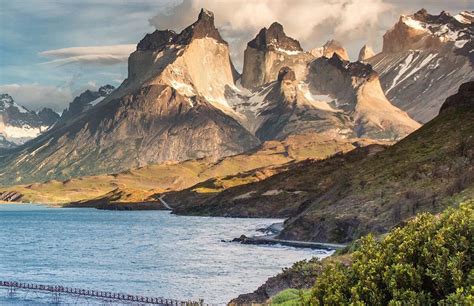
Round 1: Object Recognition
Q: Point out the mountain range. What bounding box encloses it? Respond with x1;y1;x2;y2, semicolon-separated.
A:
0;85;116;150
0;6;472;305
0;94;59;149
0;8;472;219
3;8;467;185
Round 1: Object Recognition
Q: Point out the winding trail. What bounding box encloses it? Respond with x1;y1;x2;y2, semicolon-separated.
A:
158;195;173;210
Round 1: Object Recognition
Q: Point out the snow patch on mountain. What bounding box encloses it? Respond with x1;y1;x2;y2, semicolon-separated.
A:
275;48;302;56
3;125;48;142
169;80;195;97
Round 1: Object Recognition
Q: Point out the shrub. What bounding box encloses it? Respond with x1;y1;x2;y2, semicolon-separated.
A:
310;201;474;305
271;288;311;306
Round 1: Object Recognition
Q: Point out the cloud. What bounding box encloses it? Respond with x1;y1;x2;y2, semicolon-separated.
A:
39;44;136;66
0;84;73;112
148;0;393;68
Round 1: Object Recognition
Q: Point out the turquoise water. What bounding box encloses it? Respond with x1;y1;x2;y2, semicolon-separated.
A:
0;204;330;304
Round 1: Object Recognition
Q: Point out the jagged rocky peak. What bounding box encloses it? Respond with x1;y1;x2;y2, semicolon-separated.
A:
0;94;27;112
37;108;60;126
128;7;237;106
241;22;311;89
440;81;474;113
323;40;349;60
358;44;375;61
310;40;350;61
0;94;60;148
248;22;303;53
382;9;473;53
137;30;177;51
326;53;377;80
453;11;474;24
175;8;226;45
0;93;13;106
136;9;225;53
59;84;115;123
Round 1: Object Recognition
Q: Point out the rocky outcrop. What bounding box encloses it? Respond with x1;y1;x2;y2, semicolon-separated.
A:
241;22;313;89
0;191;23;202
439;81;473;112
369;9;474;123
137;30;176;51
37;108;60;126
127;8;240;117
358;44;375;61
230;256;352;304
310;40;350;61
0;94;60;148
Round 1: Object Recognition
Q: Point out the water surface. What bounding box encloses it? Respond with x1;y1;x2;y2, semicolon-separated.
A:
0;204;330;304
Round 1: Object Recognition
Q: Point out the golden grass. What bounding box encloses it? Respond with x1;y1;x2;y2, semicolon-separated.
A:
0;133;370;205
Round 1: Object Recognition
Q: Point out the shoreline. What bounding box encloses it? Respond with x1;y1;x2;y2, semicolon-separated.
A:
236;235;347;250
233;222;347;250
1;203;345;250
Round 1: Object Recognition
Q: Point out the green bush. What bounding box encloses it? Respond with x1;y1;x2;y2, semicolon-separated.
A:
311;201;474;305
272;288;311;305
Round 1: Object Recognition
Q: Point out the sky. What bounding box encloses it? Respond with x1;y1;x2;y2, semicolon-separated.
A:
0;0;472;112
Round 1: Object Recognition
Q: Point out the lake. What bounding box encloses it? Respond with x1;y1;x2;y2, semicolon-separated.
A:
0;204;331;304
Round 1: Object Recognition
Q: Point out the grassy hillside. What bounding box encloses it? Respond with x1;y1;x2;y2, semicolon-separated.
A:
0;133;361;205
233;201;473;304
173;82;474;242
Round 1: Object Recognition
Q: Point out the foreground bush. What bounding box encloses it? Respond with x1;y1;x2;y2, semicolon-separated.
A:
311;201;473;305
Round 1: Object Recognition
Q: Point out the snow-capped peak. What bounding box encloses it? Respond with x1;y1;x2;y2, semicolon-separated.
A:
401;15;426;31
0;93;29;113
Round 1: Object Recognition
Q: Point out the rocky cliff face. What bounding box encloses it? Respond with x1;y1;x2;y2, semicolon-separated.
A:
241;57;419;142
0;94;59;148
232;23;418;141
241;22;313;89
369;9;474;123
0;9;259;185
307;54;420;140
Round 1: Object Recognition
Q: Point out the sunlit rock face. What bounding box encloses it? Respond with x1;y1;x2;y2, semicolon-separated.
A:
241;22;313;90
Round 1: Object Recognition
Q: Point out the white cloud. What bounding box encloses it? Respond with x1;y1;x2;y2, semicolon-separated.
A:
0;84;73;112
39;44;136;66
